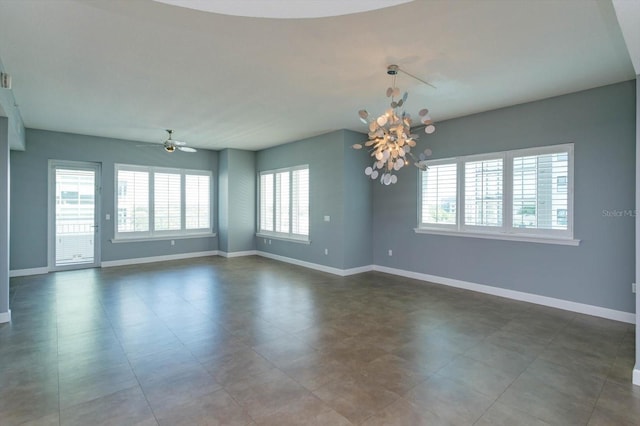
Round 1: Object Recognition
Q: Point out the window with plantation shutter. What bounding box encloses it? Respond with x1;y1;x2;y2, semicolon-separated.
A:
154;172;182;231
116;168;149;234
260;174;274;232
420;162;457;226
115;164;213;240
292;168;309;236
275;171;290;233
464;157;503;227
416;144;575;244
258;165;309;241
513;152;569;231
185;174;210;230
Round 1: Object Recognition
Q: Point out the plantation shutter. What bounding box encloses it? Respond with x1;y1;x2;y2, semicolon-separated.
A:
420;163;457;225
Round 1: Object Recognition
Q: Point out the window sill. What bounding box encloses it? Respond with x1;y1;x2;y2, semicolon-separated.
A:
111;233;217;244
256;233;311;245
413;228;580;246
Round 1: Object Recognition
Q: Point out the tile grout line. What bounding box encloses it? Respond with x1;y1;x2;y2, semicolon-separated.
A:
584;329;628;424
97;290;162;426
149;282;259;425
470;309;576;425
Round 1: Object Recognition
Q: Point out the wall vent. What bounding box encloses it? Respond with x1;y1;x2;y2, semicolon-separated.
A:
0;72;11;89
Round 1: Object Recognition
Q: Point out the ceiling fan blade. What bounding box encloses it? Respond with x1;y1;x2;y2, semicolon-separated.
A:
173;140;187;146
178;146;197;153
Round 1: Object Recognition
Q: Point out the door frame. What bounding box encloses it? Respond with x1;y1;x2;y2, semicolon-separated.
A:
48;160;102;271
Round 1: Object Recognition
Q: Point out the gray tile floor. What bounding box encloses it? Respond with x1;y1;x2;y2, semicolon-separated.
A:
1;256;638;425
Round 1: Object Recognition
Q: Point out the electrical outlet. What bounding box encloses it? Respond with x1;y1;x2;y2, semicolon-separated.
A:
269;239;272;245
263;238;267;244
324;215;331;222
171;240;175;246
324;248;328;255
105;213;110;220
633;283;636;294
388;249;393;256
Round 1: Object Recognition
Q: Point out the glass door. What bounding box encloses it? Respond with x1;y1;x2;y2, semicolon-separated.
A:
50;161;101;270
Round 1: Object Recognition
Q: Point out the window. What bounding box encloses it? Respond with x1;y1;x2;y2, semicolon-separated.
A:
185;174;211;230
291;168;309;235
258;165;309;241
116;168;149;233
275;171;290;233
419;162;457;226
260;174;274;232
513;151;568;231
557;208;568;226
556;175;567;193
417;144;574;243
154;172;181;231
464;157;503;227
115;164;212;239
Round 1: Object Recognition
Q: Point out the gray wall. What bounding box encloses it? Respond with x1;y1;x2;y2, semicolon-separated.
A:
0;118;9;317
10;129;218;270
256;129;372;270
373;81;636;313
343;131;373;269
635;74;639;371
218;150;229;251
218;149;256;254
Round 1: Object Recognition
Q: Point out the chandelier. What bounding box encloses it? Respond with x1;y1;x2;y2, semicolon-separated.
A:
352;65;435;185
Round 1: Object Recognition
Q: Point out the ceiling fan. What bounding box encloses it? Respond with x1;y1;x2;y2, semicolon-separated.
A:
161;129;196;153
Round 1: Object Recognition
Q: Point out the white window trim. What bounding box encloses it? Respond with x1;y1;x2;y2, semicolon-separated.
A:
110;233;216;244
257;164;310;243
413;227;580;246
114;164;213;241
256;232;311;245
417;143;579;245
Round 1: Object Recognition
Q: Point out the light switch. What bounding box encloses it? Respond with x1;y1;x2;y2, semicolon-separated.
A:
324;215;330;222
105;214;110;220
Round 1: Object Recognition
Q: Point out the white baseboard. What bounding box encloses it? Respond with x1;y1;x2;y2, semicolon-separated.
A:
0;310;11;323
101;250;219;268
256;251;373;277
218;250;257;258
344;265;375;276
633;367;640;386
374;265;636;324
9;267;49;277
8;252;635;325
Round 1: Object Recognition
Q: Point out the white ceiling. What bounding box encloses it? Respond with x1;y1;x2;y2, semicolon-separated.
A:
0;0;635;151
152;0;414;19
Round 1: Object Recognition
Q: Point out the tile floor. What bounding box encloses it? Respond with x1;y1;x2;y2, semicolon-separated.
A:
0;256;638;425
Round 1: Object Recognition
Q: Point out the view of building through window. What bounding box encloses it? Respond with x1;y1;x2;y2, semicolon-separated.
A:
419;144;572;239
513;152;568;230
116;165;211;238
54;168;96;266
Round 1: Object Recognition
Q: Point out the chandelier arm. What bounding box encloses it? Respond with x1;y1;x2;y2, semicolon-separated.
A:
397;67;437;89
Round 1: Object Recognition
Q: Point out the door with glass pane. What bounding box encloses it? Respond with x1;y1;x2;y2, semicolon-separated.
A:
50;161;100;270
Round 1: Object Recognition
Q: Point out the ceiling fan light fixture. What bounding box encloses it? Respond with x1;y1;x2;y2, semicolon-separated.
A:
161;129;196;153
